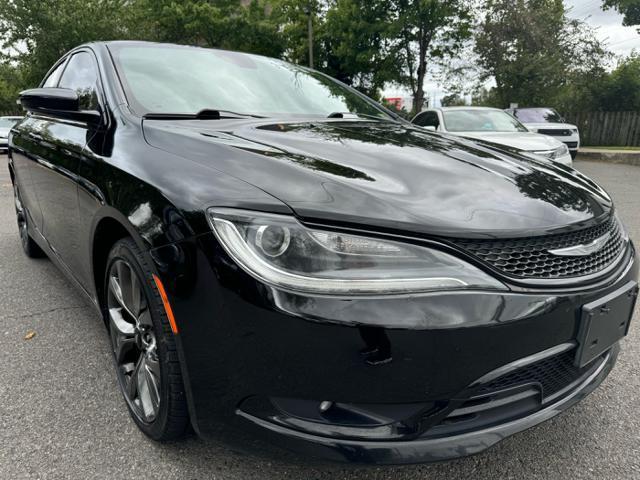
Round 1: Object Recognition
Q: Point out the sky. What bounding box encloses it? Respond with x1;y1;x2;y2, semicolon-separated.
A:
567;0;640;57
385;0;640;107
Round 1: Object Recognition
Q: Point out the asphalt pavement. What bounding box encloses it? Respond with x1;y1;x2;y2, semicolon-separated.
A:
1;157;639;480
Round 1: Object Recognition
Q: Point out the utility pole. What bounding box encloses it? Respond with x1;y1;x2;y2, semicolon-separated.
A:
305;2;314;69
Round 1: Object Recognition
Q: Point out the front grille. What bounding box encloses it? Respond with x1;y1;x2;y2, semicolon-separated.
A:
454;216;624;279
538;129;573;136
565;141;579;149
476;349;601;399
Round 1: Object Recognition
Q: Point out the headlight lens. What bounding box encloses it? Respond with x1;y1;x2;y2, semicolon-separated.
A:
208;209;506;295
555;144;569;157
532;144;569;160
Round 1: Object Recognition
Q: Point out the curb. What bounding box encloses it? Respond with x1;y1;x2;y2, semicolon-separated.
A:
576;150;640;167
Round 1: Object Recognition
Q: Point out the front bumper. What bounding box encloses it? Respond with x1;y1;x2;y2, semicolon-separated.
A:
149;233;637;464
238;343;618;464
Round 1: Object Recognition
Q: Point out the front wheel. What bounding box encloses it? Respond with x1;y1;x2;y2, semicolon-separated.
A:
105;238;189;441
12;183;44;258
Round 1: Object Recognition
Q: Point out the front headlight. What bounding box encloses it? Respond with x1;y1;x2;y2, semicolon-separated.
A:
208;209;506;295
555;144;569;157
532;144;569;160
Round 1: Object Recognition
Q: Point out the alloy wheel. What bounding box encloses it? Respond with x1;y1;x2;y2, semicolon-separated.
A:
107;259;161;423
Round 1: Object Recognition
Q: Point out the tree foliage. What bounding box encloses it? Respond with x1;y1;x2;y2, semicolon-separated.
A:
596;53;640;110
391;0;472;113
0;0;134;86
441;93;467;106
0;62;23;112
133;0;285;57
0;0;634;115
603;0;640;27
475;0;610;109
320;0;400;97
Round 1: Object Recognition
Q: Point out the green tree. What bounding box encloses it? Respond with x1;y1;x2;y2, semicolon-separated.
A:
0;62;24;112
595;53;640;110
391;0;472;113
320;0;400;97
0;0;134;87
314;0;472;110
133;0;285;58
271;0;326;67
603;0;640;27
441;93;467;106
475;0;609;108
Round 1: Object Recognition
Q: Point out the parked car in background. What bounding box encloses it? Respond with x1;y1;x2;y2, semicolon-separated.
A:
506;107;580;159
412;107;573;166
0;116;22;153
8;41;637;464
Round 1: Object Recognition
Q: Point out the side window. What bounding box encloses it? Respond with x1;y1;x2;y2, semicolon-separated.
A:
58;51;99;111
414;111;440;129
42;61;67;88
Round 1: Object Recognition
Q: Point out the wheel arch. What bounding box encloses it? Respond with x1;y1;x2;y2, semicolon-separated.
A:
90;209;150;317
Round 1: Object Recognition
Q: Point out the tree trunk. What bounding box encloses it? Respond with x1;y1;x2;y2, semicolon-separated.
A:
412;88;425;114
412;31;430;114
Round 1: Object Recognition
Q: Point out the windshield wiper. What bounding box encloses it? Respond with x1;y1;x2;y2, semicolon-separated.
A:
327;111;394;121
144;108;266;120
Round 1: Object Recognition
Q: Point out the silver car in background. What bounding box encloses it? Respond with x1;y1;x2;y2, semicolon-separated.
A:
506;107;580;160
0;116;22;153
412;107;573;166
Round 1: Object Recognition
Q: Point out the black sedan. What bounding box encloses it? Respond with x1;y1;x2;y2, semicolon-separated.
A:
7;41;638;464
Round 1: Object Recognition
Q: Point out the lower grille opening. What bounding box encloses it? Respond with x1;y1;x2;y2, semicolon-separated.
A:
476;349;599;400
423;347;608;438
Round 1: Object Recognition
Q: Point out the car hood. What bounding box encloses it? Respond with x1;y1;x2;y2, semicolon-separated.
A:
454;131;563;152
523;122;578;130
143;119;611;238
0;127;10;138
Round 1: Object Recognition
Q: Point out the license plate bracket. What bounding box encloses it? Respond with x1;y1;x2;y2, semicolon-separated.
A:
575;281;638;368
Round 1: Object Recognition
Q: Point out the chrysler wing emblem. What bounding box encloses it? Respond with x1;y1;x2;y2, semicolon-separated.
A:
548;232;611;257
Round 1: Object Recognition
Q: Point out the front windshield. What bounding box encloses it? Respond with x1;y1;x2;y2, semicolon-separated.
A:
0;118;19;128
443;110;528;133
110;44;394;119
512;108;563;123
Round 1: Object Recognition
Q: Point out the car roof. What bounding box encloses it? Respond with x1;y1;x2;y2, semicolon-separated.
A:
510;107;556;111
80;40;256;57
430;106;503;112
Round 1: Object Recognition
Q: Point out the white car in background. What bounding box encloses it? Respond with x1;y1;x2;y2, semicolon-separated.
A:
506;107;580;160
412;107;573;166
0;116;22;153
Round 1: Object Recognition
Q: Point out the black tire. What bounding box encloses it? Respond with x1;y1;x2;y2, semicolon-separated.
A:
104;238;189;441
570;150;578;160
12;182;44;258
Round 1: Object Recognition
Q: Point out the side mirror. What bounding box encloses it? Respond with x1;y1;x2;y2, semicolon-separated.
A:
18;88;102;124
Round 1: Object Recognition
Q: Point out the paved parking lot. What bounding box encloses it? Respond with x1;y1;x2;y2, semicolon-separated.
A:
1;157;639;480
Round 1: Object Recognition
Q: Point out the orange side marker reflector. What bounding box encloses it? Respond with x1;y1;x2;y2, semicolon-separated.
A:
152;274;179;335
